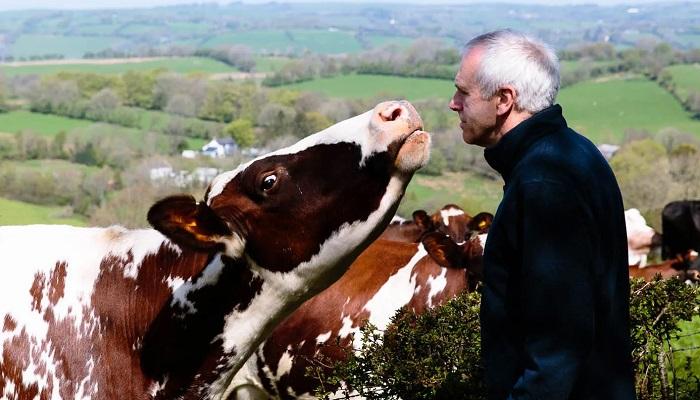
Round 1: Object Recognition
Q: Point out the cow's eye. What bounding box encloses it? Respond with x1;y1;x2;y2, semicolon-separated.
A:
261;174;277;191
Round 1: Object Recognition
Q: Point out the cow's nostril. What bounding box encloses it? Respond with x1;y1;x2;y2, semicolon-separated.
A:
380;105;403;122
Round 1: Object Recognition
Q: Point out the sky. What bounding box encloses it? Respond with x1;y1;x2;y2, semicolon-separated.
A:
0;0;682;12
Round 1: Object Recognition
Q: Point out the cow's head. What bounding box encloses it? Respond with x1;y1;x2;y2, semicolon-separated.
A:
148;100;429;281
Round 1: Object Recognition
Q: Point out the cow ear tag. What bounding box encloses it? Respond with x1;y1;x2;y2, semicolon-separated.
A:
148;195;233;251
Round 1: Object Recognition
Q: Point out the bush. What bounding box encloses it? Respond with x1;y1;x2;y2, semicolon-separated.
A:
316;278;700;400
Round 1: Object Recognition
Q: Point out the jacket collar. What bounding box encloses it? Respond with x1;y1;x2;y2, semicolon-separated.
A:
483;104;567;182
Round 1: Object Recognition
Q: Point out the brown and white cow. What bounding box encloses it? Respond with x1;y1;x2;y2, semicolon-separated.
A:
229;226;486;399
0;101;430;400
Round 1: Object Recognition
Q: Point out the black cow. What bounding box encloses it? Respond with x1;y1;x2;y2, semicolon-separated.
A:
662;200;700;271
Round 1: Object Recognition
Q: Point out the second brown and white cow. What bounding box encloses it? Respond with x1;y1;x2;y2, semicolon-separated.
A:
0;101;430;400
229;219;487;399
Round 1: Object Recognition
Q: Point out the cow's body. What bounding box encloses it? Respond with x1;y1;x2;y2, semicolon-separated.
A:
230;230;485;399
1;101;430;400
662;200;700;260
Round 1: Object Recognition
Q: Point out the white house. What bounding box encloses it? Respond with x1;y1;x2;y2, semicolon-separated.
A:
201;137;238;158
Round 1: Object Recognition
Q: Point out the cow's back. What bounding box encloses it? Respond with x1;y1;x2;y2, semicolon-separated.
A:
0;225;169;400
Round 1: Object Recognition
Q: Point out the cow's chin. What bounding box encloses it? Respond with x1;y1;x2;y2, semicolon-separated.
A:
394;129;431;173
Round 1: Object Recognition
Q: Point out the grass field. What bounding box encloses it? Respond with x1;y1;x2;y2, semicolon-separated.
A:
398;171;502;217
672;316;700;379
9;35;124;59
665;63;700;101
0;197;86;226
0;111;93;136
0;57;238;76
558;76;700;143
203;29;363;54
281;73;455;101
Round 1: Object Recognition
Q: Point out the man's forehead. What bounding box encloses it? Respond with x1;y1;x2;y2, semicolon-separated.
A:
455;47;481;87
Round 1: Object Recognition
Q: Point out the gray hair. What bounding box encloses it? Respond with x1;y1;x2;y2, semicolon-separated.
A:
464;29;560;113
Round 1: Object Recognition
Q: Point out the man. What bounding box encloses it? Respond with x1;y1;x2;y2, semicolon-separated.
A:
449;30;636;399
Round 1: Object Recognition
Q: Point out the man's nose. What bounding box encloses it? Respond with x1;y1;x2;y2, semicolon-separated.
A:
449;96;462;112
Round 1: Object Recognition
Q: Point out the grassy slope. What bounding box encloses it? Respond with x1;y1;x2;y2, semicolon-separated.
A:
558;77;700;144
398;171;502;217
0;111;93;136
281;74;455;101
0;57;237;76
665;63;700;101
0;197;86;226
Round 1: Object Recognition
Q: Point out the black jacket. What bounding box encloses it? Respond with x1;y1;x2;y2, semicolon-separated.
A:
480;105;636;400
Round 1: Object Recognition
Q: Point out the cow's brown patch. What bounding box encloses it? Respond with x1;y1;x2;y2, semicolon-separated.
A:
1;328;52;400
48;262;67;305
29;272;45;312
3;315;16;332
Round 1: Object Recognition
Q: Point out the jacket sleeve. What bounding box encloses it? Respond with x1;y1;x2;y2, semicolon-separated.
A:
507;180;596;400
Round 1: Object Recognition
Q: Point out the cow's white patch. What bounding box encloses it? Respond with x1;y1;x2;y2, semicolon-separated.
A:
440;207;464;227
148;376;168;397
316;330;333;344
390;214;407;224
169;256;226;314
276;345;294;379
362;244;426;338
426;268;448;308
478;233;488;252
625;208;656;268
338;315;359;341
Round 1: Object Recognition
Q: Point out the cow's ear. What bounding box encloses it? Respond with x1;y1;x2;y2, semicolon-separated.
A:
412;210;434;233
421;231;463;269
462;236;484;280
148;195;240;255
468;212;493;233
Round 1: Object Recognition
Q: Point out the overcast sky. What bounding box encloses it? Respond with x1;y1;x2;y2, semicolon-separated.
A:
0;0;682;12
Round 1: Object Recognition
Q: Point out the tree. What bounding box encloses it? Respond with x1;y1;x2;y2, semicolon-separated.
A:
610;139;671;226
122;70;159;109
86;88;121;121
224;118;255;148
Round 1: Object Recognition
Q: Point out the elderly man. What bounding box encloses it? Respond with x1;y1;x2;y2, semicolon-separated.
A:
449;30;636;399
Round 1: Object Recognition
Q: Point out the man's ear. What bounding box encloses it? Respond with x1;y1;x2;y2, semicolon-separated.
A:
496;85;516;116
147;195;234;252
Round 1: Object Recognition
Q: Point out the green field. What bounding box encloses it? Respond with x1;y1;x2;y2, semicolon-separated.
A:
557;77;700;143
0;111;93;136
281;73;455;101
398;171;502;217
673;316;700;379
203;29;363;54
0;57;238;77
665;63;700;101
9;35;124;59
0;197;86;226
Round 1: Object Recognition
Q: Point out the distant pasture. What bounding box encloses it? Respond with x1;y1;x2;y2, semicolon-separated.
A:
0;57;238;76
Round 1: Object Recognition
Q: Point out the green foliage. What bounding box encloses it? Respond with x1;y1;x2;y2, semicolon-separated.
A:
225;118;255;148
122;70;159;109
315;291;485;400
317;279;700;400
630;277;700;399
